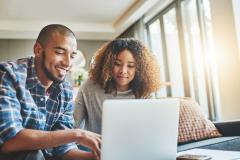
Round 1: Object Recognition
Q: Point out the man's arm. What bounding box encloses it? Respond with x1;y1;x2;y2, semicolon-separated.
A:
62;149;95;160
1;128;101;160
0;68;101;160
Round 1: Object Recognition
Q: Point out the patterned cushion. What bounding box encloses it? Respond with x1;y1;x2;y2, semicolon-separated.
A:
178;98;222;144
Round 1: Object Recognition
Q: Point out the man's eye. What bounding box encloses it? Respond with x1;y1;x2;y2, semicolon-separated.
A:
55;51;64;54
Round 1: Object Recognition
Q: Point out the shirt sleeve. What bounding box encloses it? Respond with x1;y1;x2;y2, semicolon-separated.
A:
51;91;78;156
73;87;87;128
0;70;23;145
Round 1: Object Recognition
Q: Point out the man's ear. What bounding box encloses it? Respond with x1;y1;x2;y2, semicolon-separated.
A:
34;42;43;57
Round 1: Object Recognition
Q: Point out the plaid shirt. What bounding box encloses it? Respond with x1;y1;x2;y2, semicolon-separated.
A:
0;57;77;156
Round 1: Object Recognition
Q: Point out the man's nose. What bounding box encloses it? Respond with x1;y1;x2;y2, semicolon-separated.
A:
62;54;71;67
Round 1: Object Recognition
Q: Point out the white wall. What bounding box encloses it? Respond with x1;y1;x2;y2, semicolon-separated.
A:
77;40;107;69
210;0;240;120
0;39;107;69
232;0;240;55
0;40;35;61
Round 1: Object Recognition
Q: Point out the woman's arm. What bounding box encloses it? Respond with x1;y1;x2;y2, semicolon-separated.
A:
74;87;87;128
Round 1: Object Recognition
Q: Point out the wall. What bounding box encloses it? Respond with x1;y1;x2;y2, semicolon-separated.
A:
0;39;107;69
210;0;240;120
77;40;107;69
0;40;35;61
232;0;240;55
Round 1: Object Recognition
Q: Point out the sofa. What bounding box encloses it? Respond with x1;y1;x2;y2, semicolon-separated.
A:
178;120;240;152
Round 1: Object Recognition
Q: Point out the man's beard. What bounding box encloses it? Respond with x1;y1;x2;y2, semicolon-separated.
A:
41;51;65;83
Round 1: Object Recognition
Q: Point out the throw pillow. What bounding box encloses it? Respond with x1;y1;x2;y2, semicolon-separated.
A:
178;98;222;144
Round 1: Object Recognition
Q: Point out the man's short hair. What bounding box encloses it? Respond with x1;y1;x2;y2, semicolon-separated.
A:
36;24;76;47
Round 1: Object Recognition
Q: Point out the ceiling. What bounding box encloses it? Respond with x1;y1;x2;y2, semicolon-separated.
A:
0;0;165;40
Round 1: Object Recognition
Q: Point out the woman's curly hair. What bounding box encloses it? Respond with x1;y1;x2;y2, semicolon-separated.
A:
89;38;162;98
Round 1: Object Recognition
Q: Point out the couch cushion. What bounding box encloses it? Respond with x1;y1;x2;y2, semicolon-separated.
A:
178;136;239;152
178;98;222;144
200;136;240;151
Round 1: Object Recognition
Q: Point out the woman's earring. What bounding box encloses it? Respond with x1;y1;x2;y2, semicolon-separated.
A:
108;76;112;81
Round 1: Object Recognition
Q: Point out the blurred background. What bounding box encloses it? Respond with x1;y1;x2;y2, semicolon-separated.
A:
0;0;239;121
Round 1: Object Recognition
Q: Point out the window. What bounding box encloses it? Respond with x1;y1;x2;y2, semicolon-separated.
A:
147;5;185;97
163;7;184;97
145;0;220;120
148;20;168;96
181;0;209;115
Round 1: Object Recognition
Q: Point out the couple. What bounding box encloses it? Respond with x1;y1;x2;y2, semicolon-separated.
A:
0;24;161;160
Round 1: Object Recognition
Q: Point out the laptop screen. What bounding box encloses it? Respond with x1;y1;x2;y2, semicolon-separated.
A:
101;99;180;160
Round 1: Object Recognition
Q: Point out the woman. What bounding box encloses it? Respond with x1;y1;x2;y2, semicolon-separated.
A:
74;38;162;134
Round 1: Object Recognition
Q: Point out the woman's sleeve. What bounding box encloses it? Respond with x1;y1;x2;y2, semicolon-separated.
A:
73;87;87;128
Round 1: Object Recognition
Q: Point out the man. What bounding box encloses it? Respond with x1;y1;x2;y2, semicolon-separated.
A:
0;24;101;160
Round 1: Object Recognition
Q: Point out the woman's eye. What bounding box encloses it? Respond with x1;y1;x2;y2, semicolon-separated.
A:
128;65;135;68
114;62;121;66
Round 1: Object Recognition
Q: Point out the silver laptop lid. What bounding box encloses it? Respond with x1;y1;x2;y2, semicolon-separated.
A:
101;99;180;160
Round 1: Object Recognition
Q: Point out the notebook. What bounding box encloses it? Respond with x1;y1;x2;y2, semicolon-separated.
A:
101;99;180;160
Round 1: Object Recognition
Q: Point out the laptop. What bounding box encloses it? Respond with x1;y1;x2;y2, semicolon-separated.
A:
101;99;180;160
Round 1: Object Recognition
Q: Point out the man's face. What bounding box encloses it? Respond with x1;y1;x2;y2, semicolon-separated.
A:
39;32;78;83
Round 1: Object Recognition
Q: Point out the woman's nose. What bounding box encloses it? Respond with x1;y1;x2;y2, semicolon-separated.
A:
120;66;128;74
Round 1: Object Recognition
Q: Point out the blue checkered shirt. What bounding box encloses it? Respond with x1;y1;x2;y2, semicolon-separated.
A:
0;57;77;156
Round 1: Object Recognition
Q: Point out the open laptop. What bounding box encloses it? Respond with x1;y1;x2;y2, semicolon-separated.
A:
101;99;180;160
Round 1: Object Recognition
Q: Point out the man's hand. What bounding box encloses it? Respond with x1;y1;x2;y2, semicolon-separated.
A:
75;129;101;160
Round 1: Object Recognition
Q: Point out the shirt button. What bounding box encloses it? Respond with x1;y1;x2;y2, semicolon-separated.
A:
40;98;44;101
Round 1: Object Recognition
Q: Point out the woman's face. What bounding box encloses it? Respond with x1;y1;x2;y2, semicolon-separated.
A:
112;49;136;91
